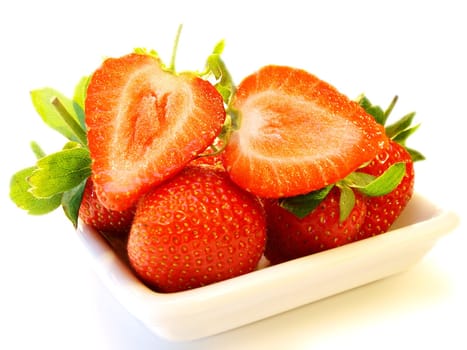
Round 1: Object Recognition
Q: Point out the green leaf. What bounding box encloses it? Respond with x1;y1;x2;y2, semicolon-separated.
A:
356;94;371;110
51;97;88;145
61;179;87;227
385;111;416;139
61;141;82;150
392;123;420;145
30;88;85;143
357;95;401;127
356;94;386;125
72;75;90;129
279;185;334;219
73;76;89;111
367;105;386;125
10;166;62;215
212;40;225;55
354;162;406;197
28;145;91;198
406;147;426;162
343;171;376;188
336;184;355;222
30;141;46;159
134;47;161;60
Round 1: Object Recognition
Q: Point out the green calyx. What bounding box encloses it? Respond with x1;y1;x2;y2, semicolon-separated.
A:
279;185;334;220
10;78;91;226
280;161;406;220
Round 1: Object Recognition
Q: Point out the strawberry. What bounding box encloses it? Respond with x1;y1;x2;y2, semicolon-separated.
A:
264;186;367;264
78;178;136;235
355;95;423;239
85;53;226;211
357;140;414;238
222;65;388;198
127;165;267;293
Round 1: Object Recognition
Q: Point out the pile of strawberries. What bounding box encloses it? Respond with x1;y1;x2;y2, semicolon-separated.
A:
11;38;423;293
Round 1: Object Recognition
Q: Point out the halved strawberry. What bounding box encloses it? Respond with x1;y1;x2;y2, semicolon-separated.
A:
85;53;226;211
223;65;388;198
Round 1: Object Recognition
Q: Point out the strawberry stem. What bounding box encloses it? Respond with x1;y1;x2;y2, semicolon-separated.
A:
51;97;88;146
169;24;183;73
384;95;398;121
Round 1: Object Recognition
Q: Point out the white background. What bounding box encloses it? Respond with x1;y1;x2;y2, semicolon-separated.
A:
1;1;466;349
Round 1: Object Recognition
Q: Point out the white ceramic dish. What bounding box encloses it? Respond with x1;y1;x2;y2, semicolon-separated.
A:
76;192;459;341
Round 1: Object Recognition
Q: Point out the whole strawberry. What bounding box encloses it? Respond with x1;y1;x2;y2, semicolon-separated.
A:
356;96;424;239
264;186;367;264
357;140;414;238
127;166;267;293
78;179;136;235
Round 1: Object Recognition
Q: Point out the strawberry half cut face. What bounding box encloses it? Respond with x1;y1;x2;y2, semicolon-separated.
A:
85;53;226;211
223;65;388;198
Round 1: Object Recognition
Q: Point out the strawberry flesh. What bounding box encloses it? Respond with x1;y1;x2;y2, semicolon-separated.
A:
85;53;226;211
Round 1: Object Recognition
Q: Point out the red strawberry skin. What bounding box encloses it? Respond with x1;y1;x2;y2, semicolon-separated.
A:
223;65;388;198
264;187;367;264
357;140;414;239
127;166;267;293
85;53;226;211
78;179;135;235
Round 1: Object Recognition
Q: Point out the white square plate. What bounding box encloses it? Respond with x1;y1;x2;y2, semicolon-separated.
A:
76;192;459;341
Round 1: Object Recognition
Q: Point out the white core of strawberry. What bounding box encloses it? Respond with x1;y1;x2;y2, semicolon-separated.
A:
235;91;362;161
